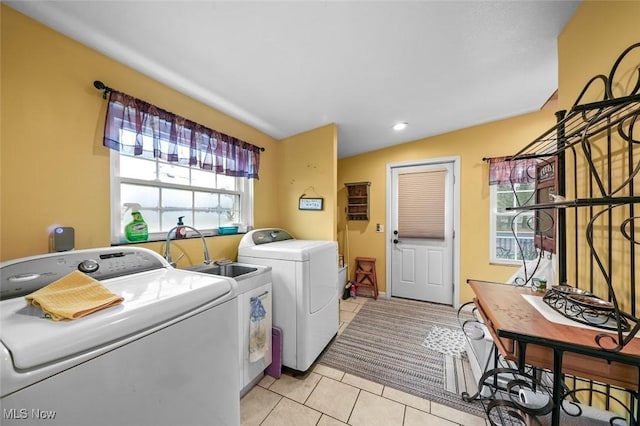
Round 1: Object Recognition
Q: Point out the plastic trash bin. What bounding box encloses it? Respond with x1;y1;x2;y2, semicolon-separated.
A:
266;326;283;379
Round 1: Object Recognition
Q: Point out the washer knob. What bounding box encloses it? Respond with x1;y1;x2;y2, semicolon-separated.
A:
78;259;99;273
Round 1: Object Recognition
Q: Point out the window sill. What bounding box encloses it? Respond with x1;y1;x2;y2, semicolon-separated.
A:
489;261;525;267
111;232;247;247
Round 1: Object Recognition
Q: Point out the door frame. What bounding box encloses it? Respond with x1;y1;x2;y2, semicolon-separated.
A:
385;156;461;308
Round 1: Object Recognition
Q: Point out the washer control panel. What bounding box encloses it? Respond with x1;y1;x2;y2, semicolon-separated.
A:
250;229;295;245
0;247;168;300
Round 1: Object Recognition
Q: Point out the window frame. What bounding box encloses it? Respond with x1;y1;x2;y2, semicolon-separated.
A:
489;182;536;265
110;150;253;245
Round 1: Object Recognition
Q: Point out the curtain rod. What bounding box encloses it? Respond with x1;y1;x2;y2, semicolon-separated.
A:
482;157;509;162
93;80;265;152
483;153;548;162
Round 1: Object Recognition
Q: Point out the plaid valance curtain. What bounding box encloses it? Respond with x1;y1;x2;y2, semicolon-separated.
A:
488;156;537;185
103;90;261;179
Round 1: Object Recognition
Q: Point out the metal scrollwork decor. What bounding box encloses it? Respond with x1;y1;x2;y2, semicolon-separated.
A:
501;42;640;353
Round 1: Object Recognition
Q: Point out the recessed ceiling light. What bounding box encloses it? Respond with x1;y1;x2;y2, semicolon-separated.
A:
393;122;408;131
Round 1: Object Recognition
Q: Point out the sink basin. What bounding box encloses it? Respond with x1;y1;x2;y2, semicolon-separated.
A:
184;263;258;278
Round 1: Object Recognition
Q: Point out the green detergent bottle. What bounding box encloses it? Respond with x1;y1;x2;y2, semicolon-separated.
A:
124;203;149;242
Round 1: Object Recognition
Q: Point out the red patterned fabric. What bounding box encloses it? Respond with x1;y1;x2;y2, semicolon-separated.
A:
488;156;537;185
103;91;261;179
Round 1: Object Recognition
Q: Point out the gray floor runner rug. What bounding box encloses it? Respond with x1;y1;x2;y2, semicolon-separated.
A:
318;297;485;418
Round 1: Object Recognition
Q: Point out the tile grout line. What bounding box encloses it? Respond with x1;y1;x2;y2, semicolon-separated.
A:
337;374;367;425
301;371;323;406
346;388;362;425
401;403;407;426
257;393;282;426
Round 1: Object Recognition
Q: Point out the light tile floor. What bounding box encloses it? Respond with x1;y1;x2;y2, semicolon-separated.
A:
240;297;488;426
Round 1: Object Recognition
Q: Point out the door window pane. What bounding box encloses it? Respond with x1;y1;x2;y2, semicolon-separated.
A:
490;183;537;263
221;194;238;224
398;169;446;239
121;184;159;208
162;188;192;208
217;174;236;191
120;156;156;180
192;169;216;188
162;211;193;229
159;163;190;185
195;192;218;209
195;211;221;229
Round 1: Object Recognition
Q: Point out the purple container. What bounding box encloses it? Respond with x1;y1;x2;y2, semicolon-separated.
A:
266;326;283;379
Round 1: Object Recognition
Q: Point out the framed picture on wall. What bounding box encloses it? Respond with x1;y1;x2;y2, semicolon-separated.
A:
299;198;324;211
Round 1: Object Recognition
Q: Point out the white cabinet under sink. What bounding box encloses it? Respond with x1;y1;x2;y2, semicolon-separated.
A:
236;271;273;395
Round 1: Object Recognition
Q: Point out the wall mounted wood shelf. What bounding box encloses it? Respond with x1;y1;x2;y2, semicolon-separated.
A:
345;182;371;221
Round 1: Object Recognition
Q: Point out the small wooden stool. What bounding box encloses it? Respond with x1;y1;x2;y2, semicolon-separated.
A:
353;257;378;300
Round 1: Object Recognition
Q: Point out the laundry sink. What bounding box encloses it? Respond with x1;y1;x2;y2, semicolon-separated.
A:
183;262;258;278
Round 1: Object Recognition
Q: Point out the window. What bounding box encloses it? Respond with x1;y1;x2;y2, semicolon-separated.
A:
490;183;537;264
110;130;253;244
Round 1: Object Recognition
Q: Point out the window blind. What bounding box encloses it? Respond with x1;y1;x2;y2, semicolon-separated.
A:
398;169;446;240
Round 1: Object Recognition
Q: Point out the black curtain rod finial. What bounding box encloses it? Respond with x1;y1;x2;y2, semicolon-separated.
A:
93;80;112;99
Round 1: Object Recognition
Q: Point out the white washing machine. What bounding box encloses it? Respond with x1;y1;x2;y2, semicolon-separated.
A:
238;228;339;372
0;247;240;426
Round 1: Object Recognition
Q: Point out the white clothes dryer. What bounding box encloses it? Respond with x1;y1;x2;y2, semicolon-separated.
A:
238;229;338;372
0;247;240;426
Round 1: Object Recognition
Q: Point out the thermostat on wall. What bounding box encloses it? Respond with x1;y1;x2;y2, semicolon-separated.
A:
50;226;75;252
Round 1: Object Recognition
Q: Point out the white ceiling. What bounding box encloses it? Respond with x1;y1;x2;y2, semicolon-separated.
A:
7;1;581;158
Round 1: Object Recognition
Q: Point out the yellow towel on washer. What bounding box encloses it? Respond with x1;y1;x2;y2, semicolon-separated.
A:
25;270;124;321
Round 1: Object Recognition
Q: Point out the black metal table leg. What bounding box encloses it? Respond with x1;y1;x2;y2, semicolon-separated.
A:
552;349;564;426
517;341;527;373
635;368;639;426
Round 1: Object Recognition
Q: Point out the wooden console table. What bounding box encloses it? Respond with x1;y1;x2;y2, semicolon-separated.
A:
467;279;640;425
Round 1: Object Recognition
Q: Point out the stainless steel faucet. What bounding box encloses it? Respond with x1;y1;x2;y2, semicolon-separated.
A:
164;225;212;267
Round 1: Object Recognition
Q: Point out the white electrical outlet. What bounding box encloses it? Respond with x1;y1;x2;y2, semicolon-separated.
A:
376;224;384;233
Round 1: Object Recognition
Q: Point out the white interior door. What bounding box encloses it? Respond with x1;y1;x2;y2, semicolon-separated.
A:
390;162;454;304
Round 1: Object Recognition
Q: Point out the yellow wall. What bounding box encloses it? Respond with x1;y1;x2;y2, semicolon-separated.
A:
0;5;333;263
338;110;556;303
278;124;338;241
558;2;640;110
